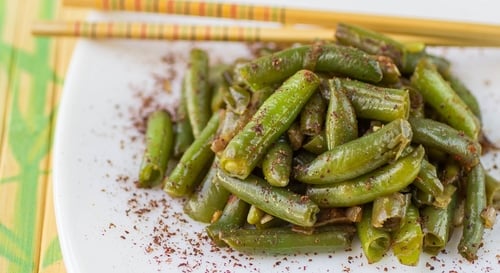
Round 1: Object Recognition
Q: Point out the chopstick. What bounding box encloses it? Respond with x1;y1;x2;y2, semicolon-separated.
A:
63;0;500;45
31;21;494;46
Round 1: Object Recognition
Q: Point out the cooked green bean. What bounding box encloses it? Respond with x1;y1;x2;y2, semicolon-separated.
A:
219;225;355;255
185;48;212;138
324;80;358;150
234;44;382;91
206;195;250;247
302;132;327;154
412;188;434;207
373;55;401;84
333;78;410;122
138;110;173;188
433;184;457;209
287;121;305;151
334;22;427;75
392;204;423;266
440;160;462;186
409;117;481;170
400;146;444;197
173;85;194;157
223;85;251;115
262;137;293;187
458;164;486;261
163;113;219;197
209;64;230;112
314;207;363;226
211;87;274;153
220;70;320;179
254;214;288;229
217;170;319;227
307;146;424;207
422;185;457;255
485;173;500;209
411;59;480;139
371;193;409;231
407;86;425;118
300;92;327;136
183;161;230;223
247;205;265;225
444;73;482;121
296;118;412;185
356;204;391;264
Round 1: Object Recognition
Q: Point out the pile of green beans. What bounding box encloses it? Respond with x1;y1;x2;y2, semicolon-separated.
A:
136;23;499;266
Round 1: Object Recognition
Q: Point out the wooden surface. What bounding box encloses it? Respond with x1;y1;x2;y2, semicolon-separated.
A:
0;0;86;272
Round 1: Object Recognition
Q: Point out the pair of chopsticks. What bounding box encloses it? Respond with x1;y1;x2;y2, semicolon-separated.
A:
32;0;500;46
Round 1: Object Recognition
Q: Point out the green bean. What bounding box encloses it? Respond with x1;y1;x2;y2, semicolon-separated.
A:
481;206;496;229
185;48;212;138
371;193;410;231
219;225;355;255
138;110;173;188
174;82;194;157
397;145;445;197
184;161;230;223
356;204;391;264
247;205;265;225
445;74;482;121
485;173;500;209
324;80;358;150
421;185;457;255
314;207;363;227
220;70;320;179
292;150;317;169
413;160;444;197
209;64;230;112
411;58;480;139
334;22;425;75
223;85;251;115
295;118;412;185
392;204;423;266
262;137;293;187
412;188;434;207
407;86;425;118
307;146;424;207
216;170;319;227
234;44;382;91
212;87;274;153
300;92;327;136
458;164;486;261
409;117;481;170
333;78;410;122
163;113;219;197
287;121;305;151
440;160;462;186
373;55;401;84
433;184;457;208
254;214;288;229
206;195;250;247
302;132;327;154
210;110;240;154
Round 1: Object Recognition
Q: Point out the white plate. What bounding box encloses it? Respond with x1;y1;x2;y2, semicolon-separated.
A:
54;3;500;273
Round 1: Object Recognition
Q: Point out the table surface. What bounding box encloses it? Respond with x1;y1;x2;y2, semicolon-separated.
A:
0;1;86;272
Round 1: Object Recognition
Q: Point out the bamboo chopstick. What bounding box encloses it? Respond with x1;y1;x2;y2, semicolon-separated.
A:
63;0;500;45
32;21;494;46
